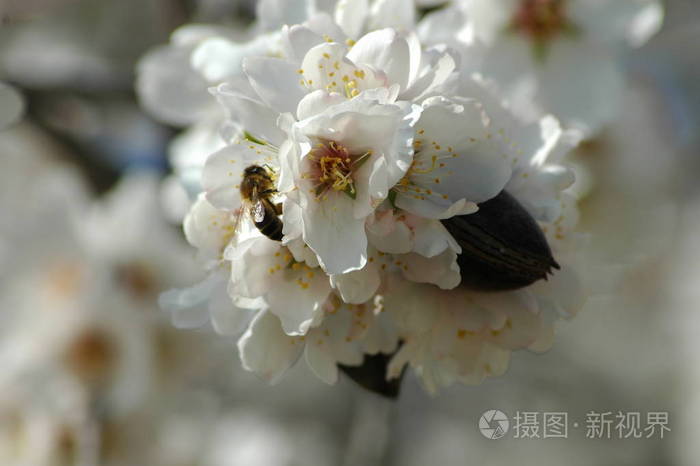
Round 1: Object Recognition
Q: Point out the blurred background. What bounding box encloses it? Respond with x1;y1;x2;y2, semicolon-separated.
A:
0;0;698;465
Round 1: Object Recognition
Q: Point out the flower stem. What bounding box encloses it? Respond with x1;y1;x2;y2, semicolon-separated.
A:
342;389;399;466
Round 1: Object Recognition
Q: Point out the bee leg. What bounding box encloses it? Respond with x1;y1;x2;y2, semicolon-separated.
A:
274;203;283;215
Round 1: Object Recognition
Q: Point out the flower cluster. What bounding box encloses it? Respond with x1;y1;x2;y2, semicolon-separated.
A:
142;0;660;394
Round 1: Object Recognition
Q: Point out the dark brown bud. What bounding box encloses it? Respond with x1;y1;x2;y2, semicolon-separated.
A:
441;190;559;291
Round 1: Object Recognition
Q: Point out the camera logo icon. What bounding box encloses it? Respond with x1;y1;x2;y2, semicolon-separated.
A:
479;410;510;440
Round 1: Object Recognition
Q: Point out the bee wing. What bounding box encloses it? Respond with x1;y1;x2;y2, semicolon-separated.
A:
251;200;266;223
228;205;245;239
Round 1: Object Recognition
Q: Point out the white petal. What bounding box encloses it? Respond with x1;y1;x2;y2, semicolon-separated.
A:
285;236;320;267
366;211;413;254
238;311;304;384
257;0;312;31
401;249;461;290
396;96;512;218
400;47;457;102
266;265;331;336
368;0;416;32
280;197;304;240
243;56;307;114
296;89;346;121
383;274;440;331
508;164;576;223
304;13;348;41
302;193;368;274
169;118;227;197
281;24;325;63
428;103;512;201
171;24;234;46
334;0;369;39
330;264;380;304
411;218;460;257
530;262;586;319
304;340;339;384
169;306;211;330
212;83;286;146
299;42;361;94
362;310;400;355
347;29;411;91
417;3;469;46
396;193;477;220
228;235;282;299
209;283;255;336
159;272;225;329
191;36;268;82
183;194;235;259
136;45;212;126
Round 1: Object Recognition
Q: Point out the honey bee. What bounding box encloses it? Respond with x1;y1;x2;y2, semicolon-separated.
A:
441;190;559;291
239;165;283;241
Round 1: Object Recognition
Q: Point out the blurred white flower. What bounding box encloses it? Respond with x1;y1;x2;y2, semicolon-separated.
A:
0;192;154;424
419;0;664;137
0;82;23;129
0;377;87;466
0;130;218;459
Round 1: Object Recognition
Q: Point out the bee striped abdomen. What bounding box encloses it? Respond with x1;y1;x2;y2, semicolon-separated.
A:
442;190;559;291
255;199;284;241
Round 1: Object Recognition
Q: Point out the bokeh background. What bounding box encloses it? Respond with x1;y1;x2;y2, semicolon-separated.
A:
0;0;698;465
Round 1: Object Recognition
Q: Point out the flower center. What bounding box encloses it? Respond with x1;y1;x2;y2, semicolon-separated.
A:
509;0;574;52
318;142;353;191
308;141;371;199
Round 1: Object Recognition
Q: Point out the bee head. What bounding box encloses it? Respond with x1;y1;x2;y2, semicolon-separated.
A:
244;165;268;177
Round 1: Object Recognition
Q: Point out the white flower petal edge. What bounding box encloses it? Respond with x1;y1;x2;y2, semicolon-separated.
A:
238;310;305;385
239;298;385;385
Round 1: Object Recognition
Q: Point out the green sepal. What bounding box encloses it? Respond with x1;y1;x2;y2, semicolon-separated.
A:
343;183;357;200
315;184;327;198
388;189;398;209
